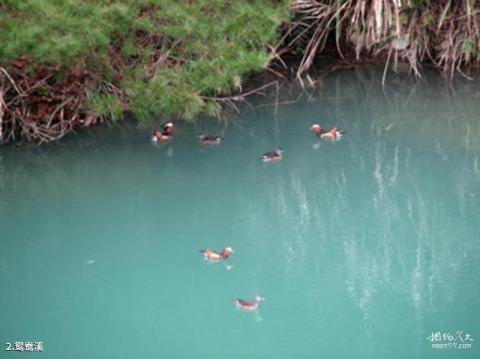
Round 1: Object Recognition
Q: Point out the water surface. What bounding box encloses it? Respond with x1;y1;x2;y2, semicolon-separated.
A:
1;69;479;358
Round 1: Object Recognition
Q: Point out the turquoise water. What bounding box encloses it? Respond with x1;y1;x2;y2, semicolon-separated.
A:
1;70;479;358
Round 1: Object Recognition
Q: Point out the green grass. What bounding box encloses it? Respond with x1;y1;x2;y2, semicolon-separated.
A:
0;0;289;135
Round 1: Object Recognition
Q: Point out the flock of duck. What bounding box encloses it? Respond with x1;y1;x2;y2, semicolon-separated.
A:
151;121;345;161
151;120;346;311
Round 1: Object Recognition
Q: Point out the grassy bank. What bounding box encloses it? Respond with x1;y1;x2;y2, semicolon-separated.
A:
287;0;480;78
0;0;289;143
1;0;479;144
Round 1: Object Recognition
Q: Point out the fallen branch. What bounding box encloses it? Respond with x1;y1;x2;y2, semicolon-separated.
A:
200;81;279;101
0;88;4;143
0;67;23;96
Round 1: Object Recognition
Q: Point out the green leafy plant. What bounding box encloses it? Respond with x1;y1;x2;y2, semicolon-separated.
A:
0;0;290;143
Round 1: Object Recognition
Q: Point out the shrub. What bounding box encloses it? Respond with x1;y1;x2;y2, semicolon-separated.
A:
0;0;289;142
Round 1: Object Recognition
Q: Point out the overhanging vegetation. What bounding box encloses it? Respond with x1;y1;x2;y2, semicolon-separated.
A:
0;0;289;143
1;0;479;144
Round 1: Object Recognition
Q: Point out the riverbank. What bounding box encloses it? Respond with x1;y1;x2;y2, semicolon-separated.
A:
1;0;480;144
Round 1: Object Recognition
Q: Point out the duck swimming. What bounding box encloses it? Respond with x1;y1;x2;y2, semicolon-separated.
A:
151;130;173;142
234;295;265;311
259;147;283;162
151;122;175;142
198;134;224;145
200;247;234;262
309;124;345;141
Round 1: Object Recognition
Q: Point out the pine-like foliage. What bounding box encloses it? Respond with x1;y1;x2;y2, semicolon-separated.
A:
0;0;289;142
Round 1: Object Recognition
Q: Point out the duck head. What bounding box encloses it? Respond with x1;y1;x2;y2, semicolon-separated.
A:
309;124;323;133
254;295;265;302
162;122;175;135
275;147;284;154
220;247;234;259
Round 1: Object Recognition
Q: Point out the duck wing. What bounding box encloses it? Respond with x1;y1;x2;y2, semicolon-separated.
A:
200;248;216;255
259;151;274;159
210;136;224;142
236;298;255;307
